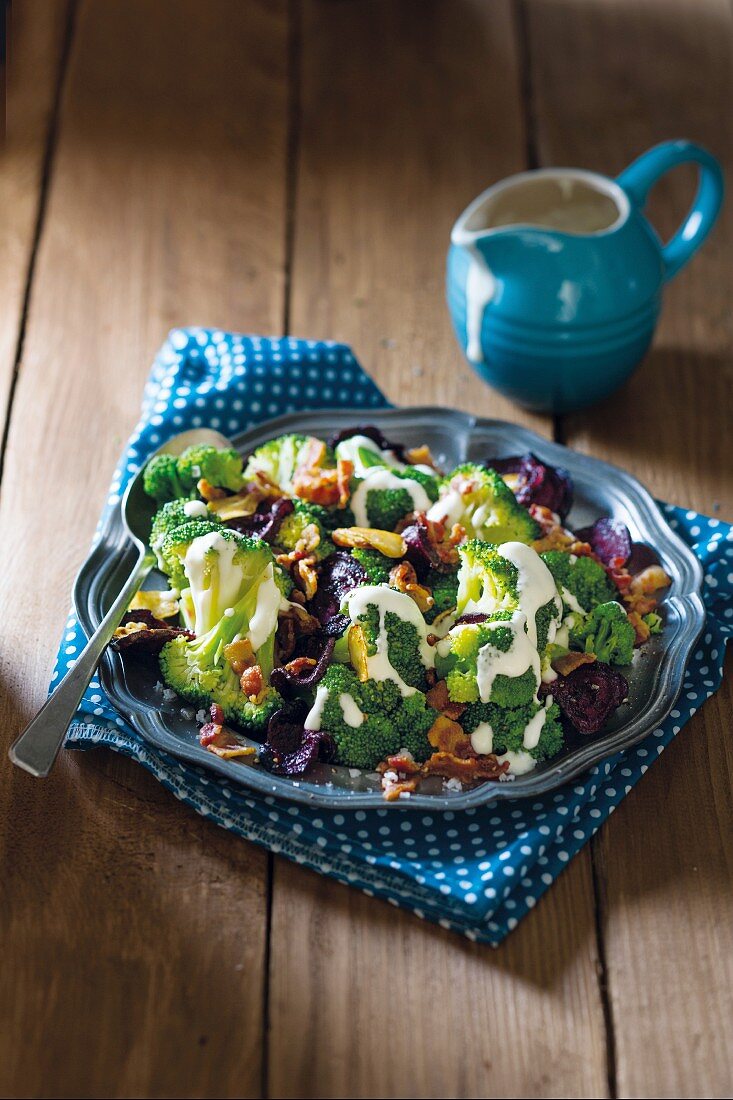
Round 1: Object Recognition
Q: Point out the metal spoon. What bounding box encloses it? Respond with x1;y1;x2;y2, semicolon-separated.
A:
9;428;232;777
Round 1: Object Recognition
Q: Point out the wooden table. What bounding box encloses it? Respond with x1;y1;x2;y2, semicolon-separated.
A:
1;2;730;1097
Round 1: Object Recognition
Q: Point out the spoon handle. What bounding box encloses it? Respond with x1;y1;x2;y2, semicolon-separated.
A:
9;550;153;777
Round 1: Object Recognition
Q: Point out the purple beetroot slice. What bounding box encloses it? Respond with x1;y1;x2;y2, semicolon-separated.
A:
225;497;294;542
625;541;661;575
328;424;406;461
575;517;632;567
489;453;574;520
259;701;336;775
310;551;367;632
270;637;336;697
551;662;629;735
401;515;449;579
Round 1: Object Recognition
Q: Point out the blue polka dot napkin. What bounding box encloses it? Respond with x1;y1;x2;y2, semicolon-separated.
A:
54;328;733;945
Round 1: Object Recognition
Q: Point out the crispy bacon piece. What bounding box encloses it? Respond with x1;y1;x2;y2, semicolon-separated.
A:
421;751;509;784
240;664;264;700
275;522;322;567
293;556;319;600
629;564;672;596
425;679;466;722
552;651;596;677
200;704;243;756
627;610;651;646
377;740;509;798
292;439;354;507
427;713;474;757
223;637;255;675
274;604;321;665
199;706;256;760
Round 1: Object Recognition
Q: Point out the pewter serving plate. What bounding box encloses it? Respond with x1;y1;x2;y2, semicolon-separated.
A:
74;408;705;810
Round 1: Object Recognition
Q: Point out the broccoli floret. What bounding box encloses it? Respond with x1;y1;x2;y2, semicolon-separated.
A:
461;700;564;762
150;500;220;553
158;531;287;732
315;664;437;769
455;539;519;617
143;453;190;503
571;600;635;665
243;434;323;493
176;445;244;493
286;499;353;533
643;611;663;635
274;500;334;562
535;596;562;653
351;547;392;585
435;613;537;707
360;468;439;531
434;463;539;544
159;633;282;733
541;550;616;612
157;519;224;589
423;567;459;624
356;604;430;691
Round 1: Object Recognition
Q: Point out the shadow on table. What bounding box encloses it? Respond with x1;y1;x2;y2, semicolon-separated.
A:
562;346;733;515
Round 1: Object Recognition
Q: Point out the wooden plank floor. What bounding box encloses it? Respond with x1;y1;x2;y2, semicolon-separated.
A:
0;1;730;1097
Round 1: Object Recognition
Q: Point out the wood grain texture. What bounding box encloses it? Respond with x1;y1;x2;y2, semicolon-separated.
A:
0;1;289;1096
524;0;733;1095
268;4;608;1098
0;0;69;431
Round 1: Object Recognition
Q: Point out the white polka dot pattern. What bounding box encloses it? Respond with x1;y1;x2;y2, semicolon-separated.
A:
54;328;733;946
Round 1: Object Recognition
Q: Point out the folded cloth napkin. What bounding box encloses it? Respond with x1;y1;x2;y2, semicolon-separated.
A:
54;329;732;945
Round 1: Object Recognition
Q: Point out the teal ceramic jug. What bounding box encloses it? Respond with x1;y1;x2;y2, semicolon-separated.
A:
446;140;724;413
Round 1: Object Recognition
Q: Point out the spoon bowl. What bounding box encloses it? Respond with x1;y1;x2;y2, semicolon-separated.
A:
9;428;231;777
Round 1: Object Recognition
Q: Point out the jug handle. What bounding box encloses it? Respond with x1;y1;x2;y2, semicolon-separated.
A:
616;139;724;281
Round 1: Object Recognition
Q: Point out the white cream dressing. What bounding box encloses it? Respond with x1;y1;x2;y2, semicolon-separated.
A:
335;435;406;477
464;251;496;364
560;585;586;614
347;584;435;696
522;704;548;751
475;611;541;704
427;486;466;527
183;499;208;519
497;541;562;649
497;749;536;776
350;467;432;528
470;721;493;755
184;531;245;632
339;693;364;728
304;685;329;731
248;563;281;652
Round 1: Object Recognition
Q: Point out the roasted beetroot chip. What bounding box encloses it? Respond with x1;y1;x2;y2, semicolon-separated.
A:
111;625;192;655
575;517;632;567
271;637;336;697
625;541;660;575
226;497;294;542
454;613;489;626
489;452;573;520
328;424;406;460
259;701;333;776
551;662;628;735
120;609;170;631
310;551;367;632
401;515;449;579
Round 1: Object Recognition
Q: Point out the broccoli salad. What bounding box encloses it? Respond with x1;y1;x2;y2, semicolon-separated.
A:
112;427;671;800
